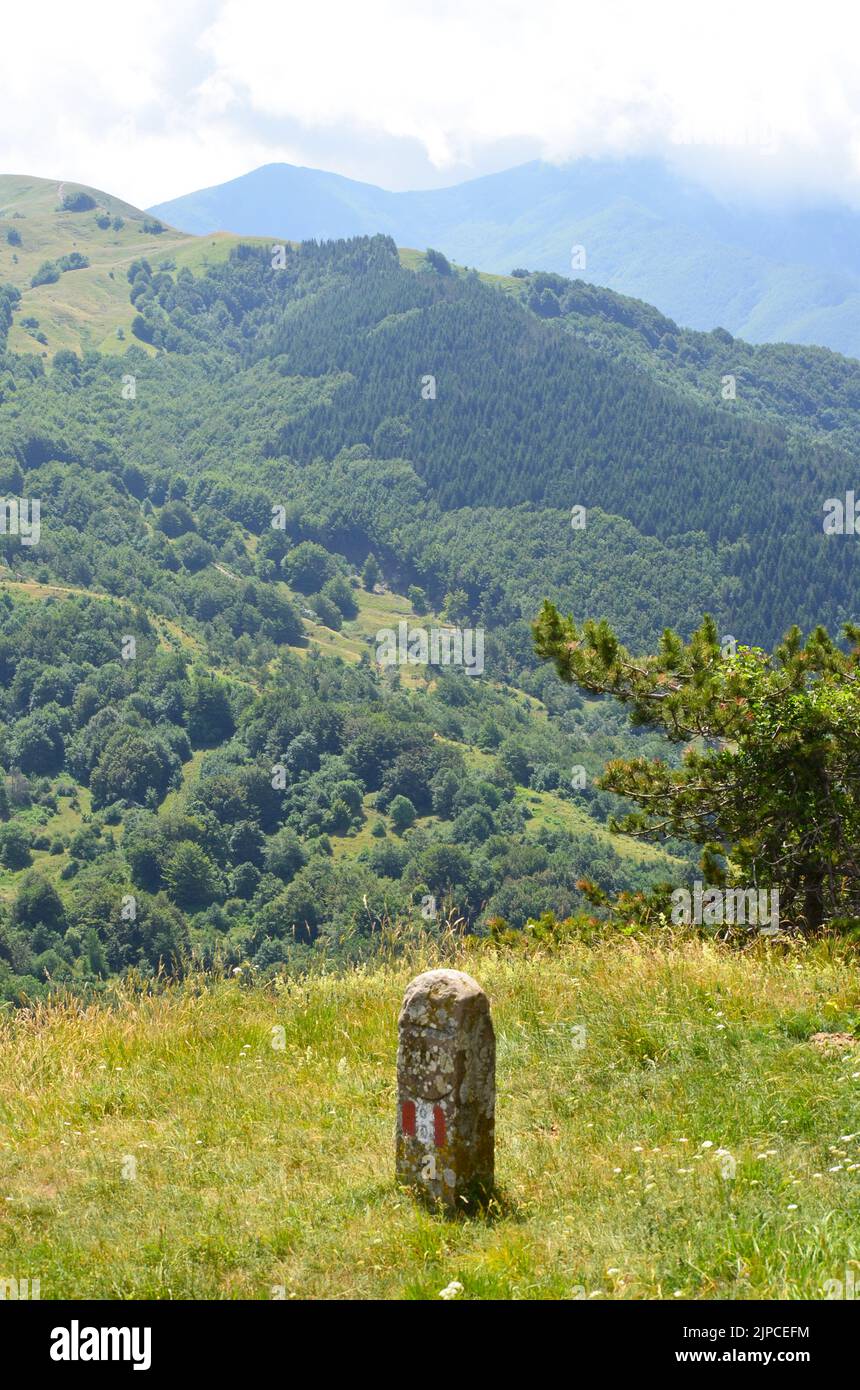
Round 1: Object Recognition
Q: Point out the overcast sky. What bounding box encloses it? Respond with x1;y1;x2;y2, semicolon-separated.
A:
2;0;860;208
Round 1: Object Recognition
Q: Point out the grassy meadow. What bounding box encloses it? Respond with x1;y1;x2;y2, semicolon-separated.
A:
0;174;272;357
0;934;858;1300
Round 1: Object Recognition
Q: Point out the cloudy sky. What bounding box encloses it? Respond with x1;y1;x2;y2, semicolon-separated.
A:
2;0;860;208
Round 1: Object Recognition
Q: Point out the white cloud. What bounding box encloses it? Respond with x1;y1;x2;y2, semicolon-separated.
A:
0;0;859;206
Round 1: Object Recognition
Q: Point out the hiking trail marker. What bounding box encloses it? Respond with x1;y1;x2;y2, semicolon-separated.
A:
396;968;495;1207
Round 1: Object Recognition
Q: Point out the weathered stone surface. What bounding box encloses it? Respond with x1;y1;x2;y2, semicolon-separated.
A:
396;968;495;1207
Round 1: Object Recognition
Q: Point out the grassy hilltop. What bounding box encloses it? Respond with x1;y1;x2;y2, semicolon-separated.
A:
1;935;858;1300
0;175;272;357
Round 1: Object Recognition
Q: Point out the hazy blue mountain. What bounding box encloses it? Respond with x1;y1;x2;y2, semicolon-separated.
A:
149;159;860;357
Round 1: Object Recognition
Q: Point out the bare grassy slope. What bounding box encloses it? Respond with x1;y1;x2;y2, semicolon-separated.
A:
0;174;268;356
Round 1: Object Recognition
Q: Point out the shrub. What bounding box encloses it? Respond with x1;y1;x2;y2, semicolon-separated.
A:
407;585;429;615
321;575;358;619
361;553;381;590
131;314;154;343
174;532;214;572
61;191;96;212
157;500;195;537
284;541;335;595
264;828;307;884
389;795;417;833
164;842;221;909
31;261;60;288
11;872;66;933
0;822;32;869
309;593;342;630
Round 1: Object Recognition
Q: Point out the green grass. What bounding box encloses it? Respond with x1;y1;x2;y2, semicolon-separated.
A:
522;785;681;867
288;582;442;688
0;175;271;357
159;749;208;818
1;936;858;1299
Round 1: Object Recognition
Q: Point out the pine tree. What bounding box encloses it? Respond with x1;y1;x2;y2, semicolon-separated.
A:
362;552;381;590
534;601;860;932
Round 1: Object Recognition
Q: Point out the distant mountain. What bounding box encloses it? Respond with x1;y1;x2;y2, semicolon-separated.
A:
149;159;860;358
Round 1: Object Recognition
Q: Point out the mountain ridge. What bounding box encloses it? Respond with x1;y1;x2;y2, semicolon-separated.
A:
148;158;860;358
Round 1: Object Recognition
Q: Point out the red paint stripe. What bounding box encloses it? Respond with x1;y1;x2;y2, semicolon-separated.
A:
433;1105;446;1147
401;1100;416;1137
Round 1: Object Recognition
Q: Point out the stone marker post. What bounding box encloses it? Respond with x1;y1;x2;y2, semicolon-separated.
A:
396;968;495;1207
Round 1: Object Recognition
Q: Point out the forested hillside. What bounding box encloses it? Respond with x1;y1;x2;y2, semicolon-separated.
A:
1;202;859;1004
148;157;860;358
